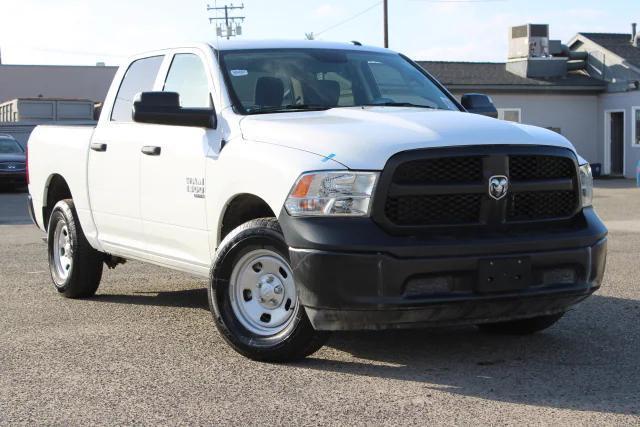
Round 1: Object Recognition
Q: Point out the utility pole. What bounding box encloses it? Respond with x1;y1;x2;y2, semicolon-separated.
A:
383;0;389;48
207;3;245;40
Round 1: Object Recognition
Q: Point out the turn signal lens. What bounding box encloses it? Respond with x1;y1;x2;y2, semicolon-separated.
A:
290;174;314;197
285;171;379;217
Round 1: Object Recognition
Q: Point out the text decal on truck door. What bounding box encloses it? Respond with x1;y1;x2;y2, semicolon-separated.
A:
186;177;205;198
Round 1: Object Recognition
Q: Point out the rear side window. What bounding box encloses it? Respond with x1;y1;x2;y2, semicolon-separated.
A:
111;55;164;122
163;54;211;108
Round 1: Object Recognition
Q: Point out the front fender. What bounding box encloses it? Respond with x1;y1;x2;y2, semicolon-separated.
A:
205;139;345;252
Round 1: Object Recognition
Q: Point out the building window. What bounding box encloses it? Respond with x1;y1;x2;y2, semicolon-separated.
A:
497;108;521;123
633;107;640;146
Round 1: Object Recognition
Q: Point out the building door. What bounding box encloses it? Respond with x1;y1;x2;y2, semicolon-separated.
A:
609;112;624;175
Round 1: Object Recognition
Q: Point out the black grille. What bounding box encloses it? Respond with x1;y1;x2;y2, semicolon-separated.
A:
375;147;580;232
507;191;578;221
510;156;573;180
386;194;482;226
393;156;482;184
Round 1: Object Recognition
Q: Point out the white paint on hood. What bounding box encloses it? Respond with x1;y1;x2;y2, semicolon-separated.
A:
240;107;578;170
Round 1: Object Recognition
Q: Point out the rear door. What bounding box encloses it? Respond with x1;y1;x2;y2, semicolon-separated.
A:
88;55;164;253
139;50;219;271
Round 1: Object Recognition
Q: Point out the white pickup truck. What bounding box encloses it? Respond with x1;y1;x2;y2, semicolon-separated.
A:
27;40;607;361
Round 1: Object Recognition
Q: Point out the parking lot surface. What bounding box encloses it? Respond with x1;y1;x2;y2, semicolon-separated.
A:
1;181;639;425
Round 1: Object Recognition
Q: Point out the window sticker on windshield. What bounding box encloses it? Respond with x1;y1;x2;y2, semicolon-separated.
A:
230;69;248;77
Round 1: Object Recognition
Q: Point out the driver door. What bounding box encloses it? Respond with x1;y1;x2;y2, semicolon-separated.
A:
139;51;220;274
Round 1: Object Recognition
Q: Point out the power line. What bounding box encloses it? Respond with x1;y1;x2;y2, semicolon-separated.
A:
315;1;383;37
314;0;506;47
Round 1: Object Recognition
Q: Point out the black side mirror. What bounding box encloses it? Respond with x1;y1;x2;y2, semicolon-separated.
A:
132;91;217;129
461;93;498;119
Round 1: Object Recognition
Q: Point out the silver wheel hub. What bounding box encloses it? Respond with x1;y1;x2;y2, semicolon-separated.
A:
52;220;73;281
257;274;285;309
229;249;298;336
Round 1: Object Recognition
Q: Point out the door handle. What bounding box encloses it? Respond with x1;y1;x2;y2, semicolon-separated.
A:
141;146;161;156
90;143;107;152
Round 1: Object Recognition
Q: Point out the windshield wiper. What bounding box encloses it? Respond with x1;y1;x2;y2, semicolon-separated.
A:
363;102;436;109
247;104;332;114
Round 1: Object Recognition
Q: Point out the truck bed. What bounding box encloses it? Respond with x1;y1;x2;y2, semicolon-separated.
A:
28;125;97;240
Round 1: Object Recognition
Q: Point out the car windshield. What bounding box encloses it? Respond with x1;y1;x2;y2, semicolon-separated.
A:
0;138;23;154
219;48;460;115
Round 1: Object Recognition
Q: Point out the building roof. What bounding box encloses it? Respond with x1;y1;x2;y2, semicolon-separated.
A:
417;61;606;92
577;32;640;69
0;64;117;104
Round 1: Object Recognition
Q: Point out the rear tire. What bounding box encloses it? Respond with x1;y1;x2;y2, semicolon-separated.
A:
208;218;329;362
477;312;565;335
47;199;103;298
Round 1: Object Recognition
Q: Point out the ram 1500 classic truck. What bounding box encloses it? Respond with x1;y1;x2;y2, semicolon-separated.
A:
27;40;608;362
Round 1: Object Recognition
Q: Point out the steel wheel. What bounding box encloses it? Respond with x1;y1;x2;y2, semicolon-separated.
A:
52;219;73;282
229;248;299;336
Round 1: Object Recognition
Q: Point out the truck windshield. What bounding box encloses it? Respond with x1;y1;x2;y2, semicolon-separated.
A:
219;48;460;115
0;138;23;154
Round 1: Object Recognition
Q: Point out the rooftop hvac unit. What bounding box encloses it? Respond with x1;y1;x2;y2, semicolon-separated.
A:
509;24;549;59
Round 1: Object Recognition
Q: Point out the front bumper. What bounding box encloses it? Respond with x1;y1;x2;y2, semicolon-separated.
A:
0;171;26;185
280;208;608;331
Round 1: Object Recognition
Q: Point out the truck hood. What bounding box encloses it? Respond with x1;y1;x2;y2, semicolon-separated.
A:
239;107;577;170
0;153;26;163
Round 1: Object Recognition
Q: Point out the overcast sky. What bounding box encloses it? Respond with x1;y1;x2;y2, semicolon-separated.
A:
0;0;636;66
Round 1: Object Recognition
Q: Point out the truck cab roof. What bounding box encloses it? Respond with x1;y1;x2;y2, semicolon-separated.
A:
206;39;390;53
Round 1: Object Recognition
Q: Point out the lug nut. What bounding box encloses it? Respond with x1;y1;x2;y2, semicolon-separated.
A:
274;285;283;294
267;276;274;283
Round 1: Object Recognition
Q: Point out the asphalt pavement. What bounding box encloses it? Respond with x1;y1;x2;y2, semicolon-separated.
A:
0;182;639;425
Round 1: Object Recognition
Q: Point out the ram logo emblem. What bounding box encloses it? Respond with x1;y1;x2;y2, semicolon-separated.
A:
488;175;509;200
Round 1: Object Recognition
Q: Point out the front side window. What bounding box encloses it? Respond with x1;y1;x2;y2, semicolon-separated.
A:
163;54;211;108
111;55;164;122
0;138;23;154
219;48;459;114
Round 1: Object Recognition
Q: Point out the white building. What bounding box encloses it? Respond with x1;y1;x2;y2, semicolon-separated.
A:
421;23;640;178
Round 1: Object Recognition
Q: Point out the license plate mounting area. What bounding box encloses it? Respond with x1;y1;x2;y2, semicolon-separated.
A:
477;257;532;293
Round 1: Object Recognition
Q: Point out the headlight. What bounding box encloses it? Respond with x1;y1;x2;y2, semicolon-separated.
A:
285;171;379;216
579;163;593;207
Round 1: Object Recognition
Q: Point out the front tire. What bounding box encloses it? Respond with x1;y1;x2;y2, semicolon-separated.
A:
208;218;329;362
47;199;103;298
477;312;565;335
